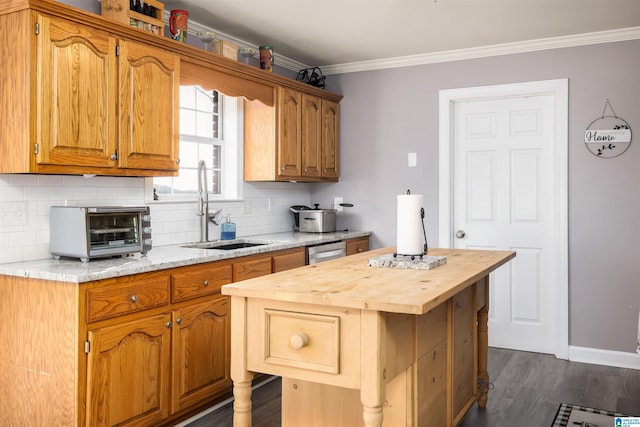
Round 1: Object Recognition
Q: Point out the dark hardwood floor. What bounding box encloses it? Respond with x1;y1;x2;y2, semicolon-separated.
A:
183;347;640;427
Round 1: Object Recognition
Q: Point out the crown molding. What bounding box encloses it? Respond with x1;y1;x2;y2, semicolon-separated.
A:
321;26;640;75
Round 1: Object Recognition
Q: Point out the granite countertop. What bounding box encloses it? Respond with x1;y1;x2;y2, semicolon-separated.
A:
0;231;371;283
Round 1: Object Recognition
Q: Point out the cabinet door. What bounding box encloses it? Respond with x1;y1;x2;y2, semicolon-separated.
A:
321;100;339;179
37;15;117;168
172;297;231;413
118;39;179;171
277;87;302;178
86;313;171;427
301;94;322;178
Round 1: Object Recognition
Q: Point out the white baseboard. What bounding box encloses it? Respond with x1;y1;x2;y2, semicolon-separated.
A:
569;345;640;370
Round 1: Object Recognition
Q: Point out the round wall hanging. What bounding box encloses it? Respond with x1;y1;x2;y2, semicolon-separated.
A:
584;99;632;158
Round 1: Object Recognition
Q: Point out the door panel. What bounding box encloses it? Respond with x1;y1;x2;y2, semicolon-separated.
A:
452;93;558;354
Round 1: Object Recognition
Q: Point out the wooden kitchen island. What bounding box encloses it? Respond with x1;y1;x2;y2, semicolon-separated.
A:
221;247;515;427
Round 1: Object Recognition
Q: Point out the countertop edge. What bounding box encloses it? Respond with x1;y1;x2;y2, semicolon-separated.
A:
0;231;372;283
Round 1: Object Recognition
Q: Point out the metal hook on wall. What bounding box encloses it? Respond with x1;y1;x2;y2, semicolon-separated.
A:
601;99;619;119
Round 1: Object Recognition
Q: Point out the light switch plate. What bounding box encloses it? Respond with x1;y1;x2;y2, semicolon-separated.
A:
408;152;417;167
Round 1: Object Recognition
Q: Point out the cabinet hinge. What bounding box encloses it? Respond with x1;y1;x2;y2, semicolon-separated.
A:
85;340;90;354
34;23;39;36
115;45;120;57
33;143;39;155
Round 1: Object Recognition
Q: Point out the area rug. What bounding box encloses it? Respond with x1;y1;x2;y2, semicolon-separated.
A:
551;403;636;426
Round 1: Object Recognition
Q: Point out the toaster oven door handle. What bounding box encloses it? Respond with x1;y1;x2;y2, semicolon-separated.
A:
88;207;148;213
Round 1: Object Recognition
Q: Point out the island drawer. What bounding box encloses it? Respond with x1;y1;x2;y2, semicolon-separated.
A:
171;263;232;302
86;276;170;322
264;309;340;374
246;299;361;389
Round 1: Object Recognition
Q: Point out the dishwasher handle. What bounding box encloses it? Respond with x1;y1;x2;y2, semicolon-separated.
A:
306;241;347;265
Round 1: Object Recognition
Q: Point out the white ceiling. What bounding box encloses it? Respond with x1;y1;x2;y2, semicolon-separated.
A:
163;0;640;70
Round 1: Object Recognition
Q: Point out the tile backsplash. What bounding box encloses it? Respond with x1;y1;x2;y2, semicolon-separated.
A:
0;174;311;263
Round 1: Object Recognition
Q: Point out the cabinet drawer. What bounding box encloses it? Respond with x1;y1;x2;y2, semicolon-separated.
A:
87;276;170;322
246;300;361;389
171;263;232;302
265;309;340;374
345;237;369;256
272;248;305;273
233;256;272;282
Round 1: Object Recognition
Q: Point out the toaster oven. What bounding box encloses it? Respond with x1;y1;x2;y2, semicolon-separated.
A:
50;206;152;262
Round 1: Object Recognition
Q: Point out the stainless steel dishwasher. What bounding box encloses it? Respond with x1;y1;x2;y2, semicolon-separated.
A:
306;241;347;265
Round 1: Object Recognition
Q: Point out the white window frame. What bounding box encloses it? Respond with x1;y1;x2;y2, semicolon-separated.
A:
147;89;243;203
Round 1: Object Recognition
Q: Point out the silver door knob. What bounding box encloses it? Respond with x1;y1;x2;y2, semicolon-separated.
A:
456;230;466;239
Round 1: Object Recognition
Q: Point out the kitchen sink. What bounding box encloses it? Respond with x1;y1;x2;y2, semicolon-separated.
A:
182;239;270;250
208;242;266;250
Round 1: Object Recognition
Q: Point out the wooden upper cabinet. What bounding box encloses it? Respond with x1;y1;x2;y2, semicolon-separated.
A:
0;10;178;176
321;99;339;179
37;15;117;169
117;39;179;171
245;86;340;182
301;94;322;178
277;87;302;178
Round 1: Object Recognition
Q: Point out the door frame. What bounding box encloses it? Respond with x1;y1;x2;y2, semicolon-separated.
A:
438;79;569;359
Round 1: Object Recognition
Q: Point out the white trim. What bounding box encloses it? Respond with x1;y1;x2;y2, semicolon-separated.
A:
322;26;640;75
438;79;569;359
569;346;640;371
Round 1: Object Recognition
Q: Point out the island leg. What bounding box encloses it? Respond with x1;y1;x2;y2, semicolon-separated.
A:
477;278;490;409
360;310;385;427
230;296;255;427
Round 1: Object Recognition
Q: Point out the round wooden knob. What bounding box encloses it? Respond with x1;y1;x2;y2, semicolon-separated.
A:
289;333;309;349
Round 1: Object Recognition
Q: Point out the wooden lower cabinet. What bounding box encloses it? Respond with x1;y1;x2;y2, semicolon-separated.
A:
171;297;231;414
0;246;307;427
86;313;172;427
87;298;231;427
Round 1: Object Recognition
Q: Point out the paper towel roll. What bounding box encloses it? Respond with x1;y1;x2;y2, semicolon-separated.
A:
397;194;424;255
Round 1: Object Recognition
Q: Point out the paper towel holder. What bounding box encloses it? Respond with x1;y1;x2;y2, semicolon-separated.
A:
393;191;429;260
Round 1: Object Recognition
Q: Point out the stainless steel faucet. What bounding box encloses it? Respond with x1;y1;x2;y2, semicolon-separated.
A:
197;160;222;243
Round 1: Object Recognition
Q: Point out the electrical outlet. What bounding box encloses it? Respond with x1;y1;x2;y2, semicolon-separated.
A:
0;202;26;227
334;197;343;212
243;199;252;214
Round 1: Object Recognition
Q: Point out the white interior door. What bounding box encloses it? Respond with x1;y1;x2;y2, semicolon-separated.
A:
439;80;568;358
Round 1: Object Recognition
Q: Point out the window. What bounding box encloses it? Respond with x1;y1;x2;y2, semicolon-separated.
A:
153;86;241;200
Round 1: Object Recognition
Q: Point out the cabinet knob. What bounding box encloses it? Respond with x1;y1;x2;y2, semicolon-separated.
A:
203;280;209;287
357;247;363;253
176;318;182;325
290;333;309;350
281;166;285;171
166;321;172;329
130;294;138;303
